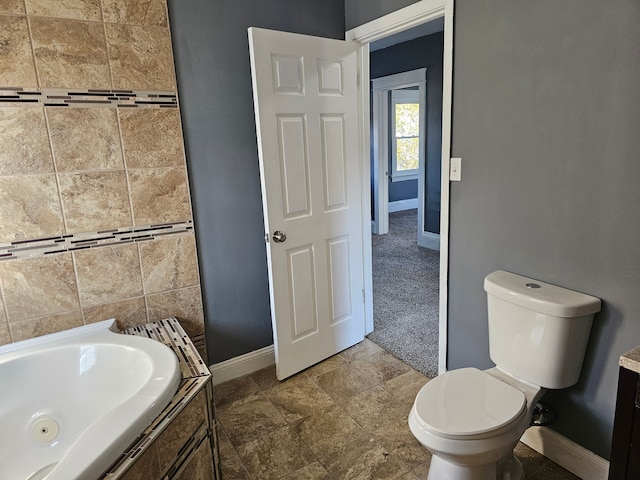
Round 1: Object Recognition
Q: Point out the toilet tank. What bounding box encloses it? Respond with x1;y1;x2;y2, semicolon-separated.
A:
484;270;601;389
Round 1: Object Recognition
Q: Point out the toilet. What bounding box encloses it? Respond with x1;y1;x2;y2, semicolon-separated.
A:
408;270;601;480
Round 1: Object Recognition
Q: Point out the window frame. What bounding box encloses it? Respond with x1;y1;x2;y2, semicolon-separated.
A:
390;88;421;182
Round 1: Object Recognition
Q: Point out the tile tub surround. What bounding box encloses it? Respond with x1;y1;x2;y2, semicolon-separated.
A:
215;339;581;480
0;0;206;357
100;317;221;480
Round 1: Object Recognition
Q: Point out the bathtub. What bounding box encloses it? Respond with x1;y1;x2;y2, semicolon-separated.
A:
0;319;181;480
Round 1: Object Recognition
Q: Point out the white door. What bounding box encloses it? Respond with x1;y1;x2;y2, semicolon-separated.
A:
249;27;365;380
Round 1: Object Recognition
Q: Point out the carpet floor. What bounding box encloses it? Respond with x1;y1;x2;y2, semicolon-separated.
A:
367;209;440;378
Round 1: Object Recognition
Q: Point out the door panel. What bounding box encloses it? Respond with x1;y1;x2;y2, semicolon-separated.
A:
321;115;348;210
249;27;365;380
277;115;310;217
327;235;352;324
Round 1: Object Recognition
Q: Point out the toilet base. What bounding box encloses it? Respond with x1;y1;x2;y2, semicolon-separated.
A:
427;452;523;480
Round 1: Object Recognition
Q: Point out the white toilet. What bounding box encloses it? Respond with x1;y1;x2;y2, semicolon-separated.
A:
408;270;601;480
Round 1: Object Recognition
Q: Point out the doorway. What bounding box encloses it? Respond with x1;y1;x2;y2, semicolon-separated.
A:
347;0;453;375
367;31;444;377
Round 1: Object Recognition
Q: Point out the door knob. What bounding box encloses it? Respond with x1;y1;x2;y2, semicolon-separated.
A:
272;231;287;243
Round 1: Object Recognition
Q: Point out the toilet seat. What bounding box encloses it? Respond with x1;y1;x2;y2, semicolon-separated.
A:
412;368;526;440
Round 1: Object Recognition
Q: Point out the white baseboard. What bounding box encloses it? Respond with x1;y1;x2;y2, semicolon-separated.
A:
209;345;275;386
388;198;418;212
520;427;609;480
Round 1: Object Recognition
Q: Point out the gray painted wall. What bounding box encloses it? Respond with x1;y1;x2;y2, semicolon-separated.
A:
169;0;640;458
388;178;418;203
345;0;420;30
448;0;640;459
348;0;640;460
167;0;345;363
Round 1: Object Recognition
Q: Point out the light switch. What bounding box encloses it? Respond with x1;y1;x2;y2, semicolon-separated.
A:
450;157;462;181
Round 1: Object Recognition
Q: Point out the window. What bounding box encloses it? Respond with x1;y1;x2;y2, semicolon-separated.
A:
391;88;420;181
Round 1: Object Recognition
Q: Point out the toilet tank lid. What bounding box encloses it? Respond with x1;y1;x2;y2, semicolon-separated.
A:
484;270;601;318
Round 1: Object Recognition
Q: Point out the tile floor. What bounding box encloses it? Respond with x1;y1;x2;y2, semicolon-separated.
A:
214;339;579;480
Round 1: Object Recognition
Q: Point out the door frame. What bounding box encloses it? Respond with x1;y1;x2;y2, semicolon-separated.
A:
346;0;453;374
372;70;427;236
371;69;438;251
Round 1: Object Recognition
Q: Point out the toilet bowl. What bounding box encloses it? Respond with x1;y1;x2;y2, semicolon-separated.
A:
409;367;545;480
408;270;601;480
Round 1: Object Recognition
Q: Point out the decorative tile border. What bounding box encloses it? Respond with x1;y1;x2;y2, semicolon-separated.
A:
101;317;213;479
0;220;194;261
0;87;177;108
125;317;209;378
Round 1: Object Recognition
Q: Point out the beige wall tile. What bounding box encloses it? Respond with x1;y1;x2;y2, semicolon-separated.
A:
47;108;124;172
156;389;207;473
0;321;10;345
0;175;64;243
0;253;80;322
0;0;26;14
30;17;110;89
106;23;175;90
0;107;53;175
139;235;199;294
146;285;204;338
173;436;214;480
25;0;101;21
74;243;144;307
58;171;132;233
118;442;161;480
102;0;167;26
0;15;37;86
83;296;147;329
119;108;184;168
0;296;10;345
129;167;191;225
10;309;83;342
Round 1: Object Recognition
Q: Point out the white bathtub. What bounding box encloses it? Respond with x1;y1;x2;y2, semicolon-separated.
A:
0;320;181;480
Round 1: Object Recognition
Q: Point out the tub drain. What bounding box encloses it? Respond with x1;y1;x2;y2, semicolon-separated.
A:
32;418;59;443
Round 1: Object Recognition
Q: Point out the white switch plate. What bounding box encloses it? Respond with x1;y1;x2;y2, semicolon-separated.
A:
450;157;462;181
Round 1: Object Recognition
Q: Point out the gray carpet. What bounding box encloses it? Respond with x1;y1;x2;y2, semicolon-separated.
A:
367;209;440;378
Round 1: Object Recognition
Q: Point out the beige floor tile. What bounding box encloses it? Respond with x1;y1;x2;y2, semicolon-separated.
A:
373;414;430;472
217;395;286;447
343;386;408;433
340;338;385;362
382;369;430;409
303;353;349;377
265;375;335;423
322;436;410;480
248;364;308;391
311;364;378;403
526;460;580;480
410;461;430;480
236;426;315;480
281;461;332;479
214;375;262;412
247;365;281;390
351;350;412;384
291;404;368;460
514;441;549;476
215;351;577;480
398;473;419;480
